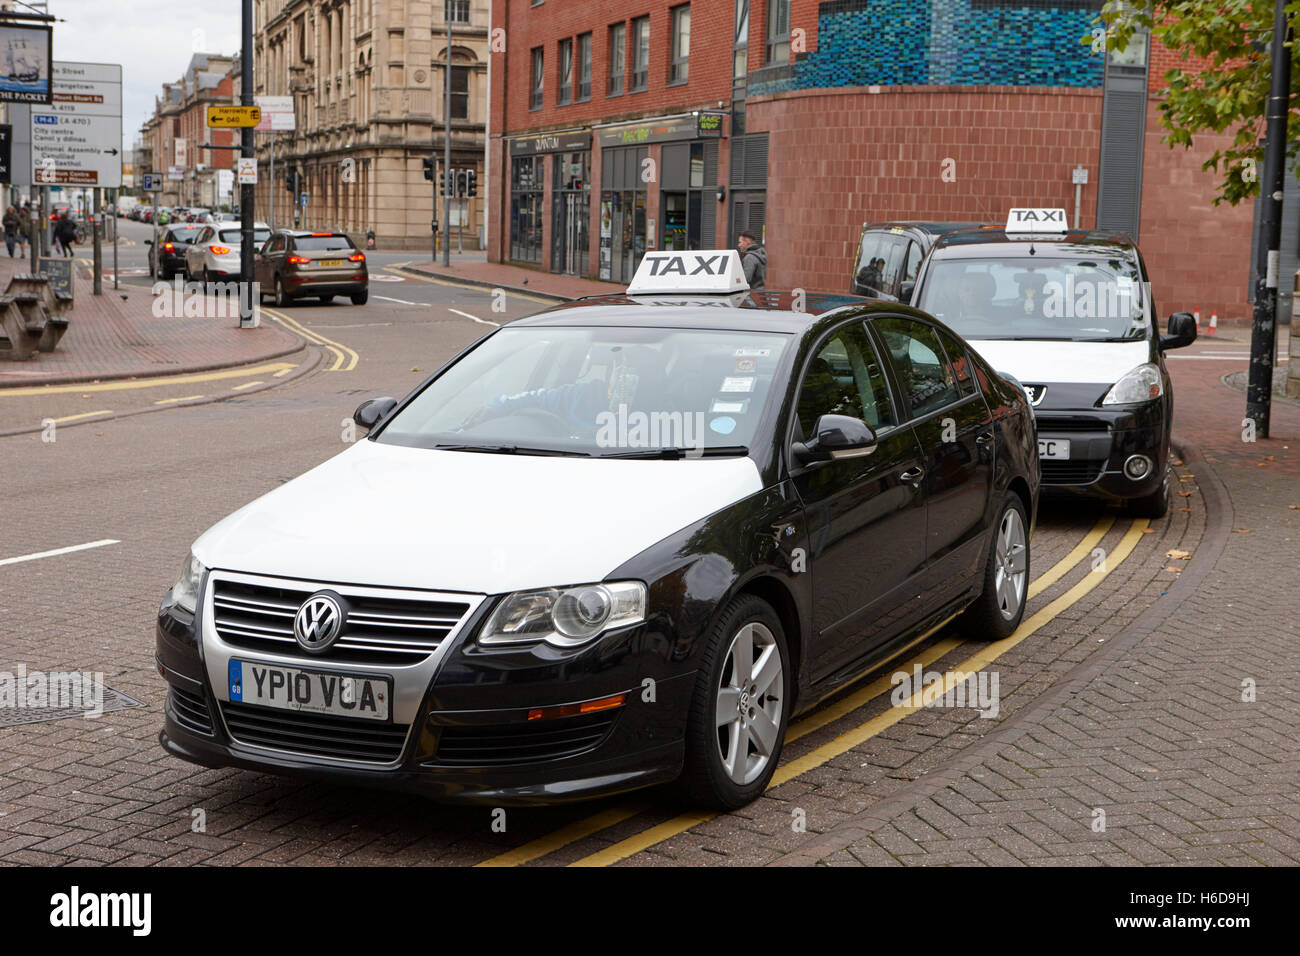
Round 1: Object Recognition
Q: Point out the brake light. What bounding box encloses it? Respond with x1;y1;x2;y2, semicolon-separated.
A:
310;232;332;237
209;245;232;255
348;253;365;262
163;242;175;252
287;255;310;264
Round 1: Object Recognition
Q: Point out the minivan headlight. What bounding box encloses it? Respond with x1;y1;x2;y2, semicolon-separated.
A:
1102;363;1162;405
479;581;647;647
172;551;206;613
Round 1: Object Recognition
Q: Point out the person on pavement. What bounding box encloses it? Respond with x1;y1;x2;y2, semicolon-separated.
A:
737;230;766;290
2;206;19;257
54;213;77;257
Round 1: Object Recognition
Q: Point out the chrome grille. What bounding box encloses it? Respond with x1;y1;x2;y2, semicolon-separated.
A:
211;579;471;666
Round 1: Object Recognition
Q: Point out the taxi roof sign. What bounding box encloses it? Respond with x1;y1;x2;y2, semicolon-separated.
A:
1005;208;1068;233
627;250;749;296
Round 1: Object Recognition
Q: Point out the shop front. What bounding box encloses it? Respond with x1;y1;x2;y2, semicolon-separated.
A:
507;129;591;269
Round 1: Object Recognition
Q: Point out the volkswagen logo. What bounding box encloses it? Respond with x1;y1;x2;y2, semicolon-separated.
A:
1023;384;1047;407
294;592;345;653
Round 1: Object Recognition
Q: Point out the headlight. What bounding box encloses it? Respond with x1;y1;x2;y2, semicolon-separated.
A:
479;581;647;647
1102;363;1162;405
171;552;205;613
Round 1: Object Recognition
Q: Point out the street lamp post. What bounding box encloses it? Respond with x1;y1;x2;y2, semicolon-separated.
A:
238;0;256;327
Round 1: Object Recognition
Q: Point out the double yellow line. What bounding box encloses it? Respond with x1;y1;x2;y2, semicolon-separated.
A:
478;514;1148;867
260;305;358;372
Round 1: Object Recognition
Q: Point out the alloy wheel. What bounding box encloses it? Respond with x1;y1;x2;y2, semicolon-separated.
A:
994;507;1028;621
715;622;783;785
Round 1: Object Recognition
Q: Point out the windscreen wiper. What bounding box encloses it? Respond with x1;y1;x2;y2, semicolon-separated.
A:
599;445;750;460
433;443;591;457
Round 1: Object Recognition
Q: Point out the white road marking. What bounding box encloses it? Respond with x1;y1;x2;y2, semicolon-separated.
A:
0;539;121;568
373;295;426;306
449;307;499;327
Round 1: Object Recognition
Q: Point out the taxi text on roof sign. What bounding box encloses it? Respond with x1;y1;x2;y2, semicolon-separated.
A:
627;250;750;296
1005;208;1068;233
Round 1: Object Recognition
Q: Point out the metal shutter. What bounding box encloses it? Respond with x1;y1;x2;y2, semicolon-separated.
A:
700;141;718;245
1096;61;1148;238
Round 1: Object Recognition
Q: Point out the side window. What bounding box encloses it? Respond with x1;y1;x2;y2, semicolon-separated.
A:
903;241;923;283
795;323;896;440
855;232;884;287
877;236;907;293
873;317;961;419
935;327;978;397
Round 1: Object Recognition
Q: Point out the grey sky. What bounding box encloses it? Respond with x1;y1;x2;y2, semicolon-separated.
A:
50;0;240;151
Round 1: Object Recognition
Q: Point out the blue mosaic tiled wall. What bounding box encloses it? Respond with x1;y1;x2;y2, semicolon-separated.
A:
749;0;1106;95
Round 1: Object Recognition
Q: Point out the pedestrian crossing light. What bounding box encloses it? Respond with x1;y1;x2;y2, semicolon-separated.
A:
422;156;435;182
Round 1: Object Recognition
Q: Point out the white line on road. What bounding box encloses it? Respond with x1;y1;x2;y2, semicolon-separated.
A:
449;307;499;327
373;296;427;306
0;539;121;568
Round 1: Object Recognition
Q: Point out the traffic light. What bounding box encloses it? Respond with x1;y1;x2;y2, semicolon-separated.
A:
422;156;435;182
286;169;301;195
465;169;477;198
439;168;447;195
456;169;468;197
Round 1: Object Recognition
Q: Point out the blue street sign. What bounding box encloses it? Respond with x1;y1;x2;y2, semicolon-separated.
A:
300;192;308;207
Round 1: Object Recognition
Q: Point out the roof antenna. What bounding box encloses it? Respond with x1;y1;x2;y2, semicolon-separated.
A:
1029;242;1036;256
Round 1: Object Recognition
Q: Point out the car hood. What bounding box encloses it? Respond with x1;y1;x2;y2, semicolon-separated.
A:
192;439;765;594
966;338;1150;385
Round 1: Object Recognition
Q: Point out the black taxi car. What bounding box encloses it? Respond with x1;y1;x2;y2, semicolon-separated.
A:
157;250;1039;809
851;221;984;302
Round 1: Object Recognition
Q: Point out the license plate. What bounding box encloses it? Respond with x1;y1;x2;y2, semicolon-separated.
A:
320;259;344;267
1038;438;1071;460
228;660;391;721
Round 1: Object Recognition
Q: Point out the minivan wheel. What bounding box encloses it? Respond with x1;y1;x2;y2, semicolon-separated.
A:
963;493;1030;641
1128;464;1170;519
678;594;790;809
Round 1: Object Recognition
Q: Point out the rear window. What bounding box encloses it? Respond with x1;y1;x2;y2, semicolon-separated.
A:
294;235;355;251
219;228;272;245
170;227;203;242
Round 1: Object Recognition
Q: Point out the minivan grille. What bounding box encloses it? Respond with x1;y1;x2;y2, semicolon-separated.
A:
212;579;470;666
1036;417;1111;434
433;711;619;766
1041;460;1105;484
222;701;409;764
168;685;214;736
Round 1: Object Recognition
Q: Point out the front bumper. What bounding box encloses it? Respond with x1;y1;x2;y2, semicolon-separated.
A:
155;582;692;805
1033;399;1167;501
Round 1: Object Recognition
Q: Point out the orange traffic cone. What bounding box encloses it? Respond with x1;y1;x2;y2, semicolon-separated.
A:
1208;312;1218;336
1193;309;1201;331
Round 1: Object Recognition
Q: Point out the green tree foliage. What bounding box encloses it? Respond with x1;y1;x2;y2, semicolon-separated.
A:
1090;0;1299;204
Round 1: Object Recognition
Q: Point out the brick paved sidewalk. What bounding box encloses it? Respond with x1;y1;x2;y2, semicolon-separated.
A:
775;351;1300;866
406;257;624;301
0;256;302;389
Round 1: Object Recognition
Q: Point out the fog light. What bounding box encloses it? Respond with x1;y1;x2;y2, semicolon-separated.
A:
1124;455;1152;480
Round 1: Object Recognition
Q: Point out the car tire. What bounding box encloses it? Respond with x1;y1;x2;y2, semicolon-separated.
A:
274;275;293;307
962;492;1030;641
350;290;368;305
677;593;790;810
1128;463;1171;519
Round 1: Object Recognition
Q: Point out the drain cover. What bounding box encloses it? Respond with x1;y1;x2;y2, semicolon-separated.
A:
0;682;145;728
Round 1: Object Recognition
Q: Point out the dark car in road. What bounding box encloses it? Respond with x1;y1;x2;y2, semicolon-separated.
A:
157;249;1038;809
851;221;984;302
146;224;206;280
255;230;369;305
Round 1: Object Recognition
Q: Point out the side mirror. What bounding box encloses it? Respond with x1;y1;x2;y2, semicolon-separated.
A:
353;396;398;431
899;280;916;304
793;414;877;465
143;239;153;245
1160;311;1197;350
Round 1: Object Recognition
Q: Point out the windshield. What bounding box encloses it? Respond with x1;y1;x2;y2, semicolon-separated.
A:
219;228;272;245
918;255;1149;341
379;326;791;456
295;235;355;251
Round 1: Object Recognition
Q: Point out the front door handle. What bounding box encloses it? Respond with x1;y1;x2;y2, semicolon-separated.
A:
975;432;993;445
900;466;926;483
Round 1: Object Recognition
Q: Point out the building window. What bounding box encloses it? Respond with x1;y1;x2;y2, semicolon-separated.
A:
608;23;625;96
631;16;649;92
558;37;573;105
765;0;790;65
445;0;469;23
530;47;543;110
450;65;469;120
577;33;592;101
511;155;544;264
669;5;690;85
734;0;749;78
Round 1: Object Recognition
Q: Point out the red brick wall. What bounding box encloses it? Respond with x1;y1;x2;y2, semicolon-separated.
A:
1137;101;1253;321
749;85;1105;293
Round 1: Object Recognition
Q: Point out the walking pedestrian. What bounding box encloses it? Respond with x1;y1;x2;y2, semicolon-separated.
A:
2;206;19;257
55;213;77;257
737;230;766;290
16;203;30;257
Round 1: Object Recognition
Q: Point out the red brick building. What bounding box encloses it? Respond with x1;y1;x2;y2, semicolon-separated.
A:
489;1;1253;321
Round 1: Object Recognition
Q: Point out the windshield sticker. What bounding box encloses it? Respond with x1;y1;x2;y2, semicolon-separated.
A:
711;400;748;413
733;348;771;357
734;358;757;373
710;416;738;435
720;377;755;393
